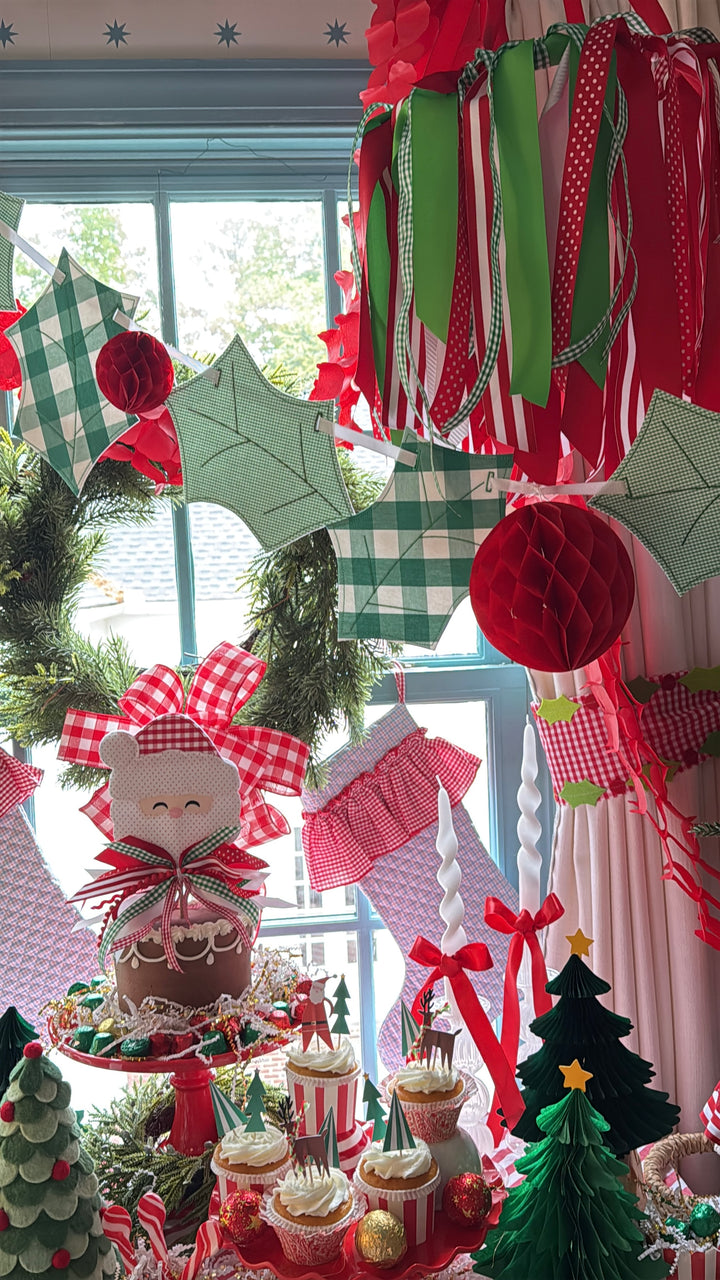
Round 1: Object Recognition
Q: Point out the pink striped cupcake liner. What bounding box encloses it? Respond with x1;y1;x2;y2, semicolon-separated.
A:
286;1063;361;1136
259;1186;366;1266
382;1071;474;1143
352;1161;441;1246
211;1153;292;1201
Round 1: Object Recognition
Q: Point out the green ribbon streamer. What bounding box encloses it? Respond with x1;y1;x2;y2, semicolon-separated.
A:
410;89;459;344
568;41;616;389
366;182;391;396
494;40;552;407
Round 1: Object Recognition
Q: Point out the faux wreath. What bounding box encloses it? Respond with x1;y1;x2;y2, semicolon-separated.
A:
0;428;388;789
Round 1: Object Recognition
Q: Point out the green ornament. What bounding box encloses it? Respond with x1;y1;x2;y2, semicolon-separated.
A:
67;982;89;996
689;1203;720;1239
664;1216;691;1240
90;976;107;989
90;1033;115;1057
273;1001;290;1014
242;1026;260;1045
201;1031;228;1057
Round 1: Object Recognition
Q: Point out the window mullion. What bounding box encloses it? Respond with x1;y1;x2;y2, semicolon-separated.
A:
355;890;378;1079
321;187;342;329
154;187;198;665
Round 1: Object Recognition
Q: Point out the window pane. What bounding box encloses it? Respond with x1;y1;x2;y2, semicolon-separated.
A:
374;927;406;1080
259;794;358;922
170;200;326;394
188;504;259;658
15;203;160;333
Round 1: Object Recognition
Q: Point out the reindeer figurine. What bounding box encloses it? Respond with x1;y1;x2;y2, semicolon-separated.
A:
276;1094;330;1181
416;988;461;1070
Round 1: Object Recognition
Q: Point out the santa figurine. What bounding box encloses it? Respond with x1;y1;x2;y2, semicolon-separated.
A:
71;713;274;1012
295;976;334;1051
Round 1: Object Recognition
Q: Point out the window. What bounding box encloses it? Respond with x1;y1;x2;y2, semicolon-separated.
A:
4;67;553;1103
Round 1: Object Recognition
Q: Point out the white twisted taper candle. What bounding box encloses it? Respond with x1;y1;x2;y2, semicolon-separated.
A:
437;779;468;956
517;718;542;916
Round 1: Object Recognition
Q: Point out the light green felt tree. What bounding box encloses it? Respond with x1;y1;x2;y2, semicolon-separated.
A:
331;976;351;1037
363;1076;387;1142
473;1064;667;1280
244;1071;267;1134
0;1042;115;1280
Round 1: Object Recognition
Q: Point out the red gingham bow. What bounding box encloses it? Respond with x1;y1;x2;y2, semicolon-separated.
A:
483;893;564;1140
58;642;309;842
408;936;525;1131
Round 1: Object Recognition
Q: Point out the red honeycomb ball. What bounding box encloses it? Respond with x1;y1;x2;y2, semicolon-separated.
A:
96;331;174;416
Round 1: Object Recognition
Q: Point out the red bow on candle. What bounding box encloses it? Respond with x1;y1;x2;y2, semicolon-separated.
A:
483;893;564;1140
408;936;525;1131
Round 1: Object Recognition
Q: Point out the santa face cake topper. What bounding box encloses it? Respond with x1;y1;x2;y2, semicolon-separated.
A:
100;713;242;863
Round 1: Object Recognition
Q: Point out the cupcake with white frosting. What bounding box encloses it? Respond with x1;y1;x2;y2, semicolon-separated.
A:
260;1164;365;1265
285;1038;361;1136
353;1136;441;1245
211;1123;292;1199
388;1059;469;1142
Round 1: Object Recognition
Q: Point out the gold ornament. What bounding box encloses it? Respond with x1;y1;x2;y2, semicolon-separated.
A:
97;1018;118;1036
355;1210;407;1268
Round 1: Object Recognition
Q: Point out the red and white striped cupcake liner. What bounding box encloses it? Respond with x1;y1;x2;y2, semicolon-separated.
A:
352;1161;441;1246
259;1186;366;1266
286;1063;361;1136
210;1153;292;1202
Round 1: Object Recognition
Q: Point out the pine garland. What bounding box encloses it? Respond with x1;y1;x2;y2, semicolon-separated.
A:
0;427;389;787
82;1071;285;1240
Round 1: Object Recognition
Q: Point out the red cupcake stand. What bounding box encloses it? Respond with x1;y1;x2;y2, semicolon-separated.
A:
213;1188;503;1280
50;1034;286;1156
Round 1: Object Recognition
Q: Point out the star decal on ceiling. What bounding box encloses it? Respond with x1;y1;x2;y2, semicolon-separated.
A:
215;19;240;46
104;20;130;47
324;19;349;46
0;19;17;47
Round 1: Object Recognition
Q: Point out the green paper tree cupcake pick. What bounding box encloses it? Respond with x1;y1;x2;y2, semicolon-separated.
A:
383;1091;416;1152
331;976;351;1038
363;1075;387;1142
319;1107;340;1169
244;1071;267;1134
400;1001;421;1060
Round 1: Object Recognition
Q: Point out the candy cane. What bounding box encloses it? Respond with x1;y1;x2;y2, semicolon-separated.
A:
101;1206;136;1275
181;1220;224;1280
137;1193;169;1272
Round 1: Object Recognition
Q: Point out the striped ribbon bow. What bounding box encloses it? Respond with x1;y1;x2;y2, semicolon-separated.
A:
69;825;263;971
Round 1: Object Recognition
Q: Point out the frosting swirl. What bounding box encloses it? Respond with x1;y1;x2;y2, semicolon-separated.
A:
286;1037;357;1075
219;1124;288;1168
362;1138;432;1181
394;1061;459;1094
276;1167;350;1218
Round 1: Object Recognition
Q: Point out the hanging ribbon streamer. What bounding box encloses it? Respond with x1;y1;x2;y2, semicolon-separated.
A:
483;893;565;1139
409;934;525;1129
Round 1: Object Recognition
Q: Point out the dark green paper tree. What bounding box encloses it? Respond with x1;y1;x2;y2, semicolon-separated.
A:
331;976;351;1036
512;942;679;1155
0;1008;36;1100
244;1071;267;1134
474;1070;667;1280
363;1075;387;1141
0;1042;115;1280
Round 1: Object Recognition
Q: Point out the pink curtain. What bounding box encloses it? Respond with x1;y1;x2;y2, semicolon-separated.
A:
531;533;720;1183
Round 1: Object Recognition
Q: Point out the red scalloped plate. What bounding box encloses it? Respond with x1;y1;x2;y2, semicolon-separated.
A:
50;1031;287;1074
229;1189;503;1280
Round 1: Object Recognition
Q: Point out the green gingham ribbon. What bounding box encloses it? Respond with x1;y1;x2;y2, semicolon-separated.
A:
92;826;261;969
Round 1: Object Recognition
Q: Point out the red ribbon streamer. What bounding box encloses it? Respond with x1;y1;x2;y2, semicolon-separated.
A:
409;936;525;1130
483;893;564;1140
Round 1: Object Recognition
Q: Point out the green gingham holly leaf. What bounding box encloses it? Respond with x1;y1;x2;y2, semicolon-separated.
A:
327;437;512;647
5;249;139;494
167;334;353;551
590;389;720;595
0;192;24;309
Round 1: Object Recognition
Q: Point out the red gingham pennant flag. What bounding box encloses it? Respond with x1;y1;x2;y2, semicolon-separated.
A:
0;747;42;819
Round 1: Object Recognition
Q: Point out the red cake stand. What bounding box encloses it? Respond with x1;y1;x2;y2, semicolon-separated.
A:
50;1034;287;1156
226;1189;503;1280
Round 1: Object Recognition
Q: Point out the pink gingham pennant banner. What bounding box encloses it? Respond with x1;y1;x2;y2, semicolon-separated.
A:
0;747;42;819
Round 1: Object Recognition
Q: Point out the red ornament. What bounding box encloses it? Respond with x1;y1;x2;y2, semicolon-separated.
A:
149;1033;173;1059
23;1042;42;1059
95;331;174;416
469;502;635;672
219;1189;266;1246
51;1160;71;1181
52;1250;71;1269
0;304;25;392
0;1102;14;1122
0;1209;9;1231
442;1173;492;1226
